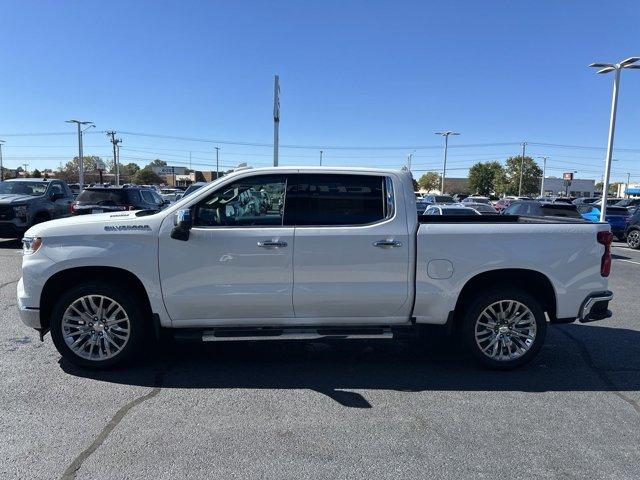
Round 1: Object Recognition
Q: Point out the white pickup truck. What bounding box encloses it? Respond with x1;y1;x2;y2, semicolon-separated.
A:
17;167;614;369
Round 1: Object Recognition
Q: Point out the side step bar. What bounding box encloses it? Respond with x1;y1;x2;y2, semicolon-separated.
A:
173;326;395;342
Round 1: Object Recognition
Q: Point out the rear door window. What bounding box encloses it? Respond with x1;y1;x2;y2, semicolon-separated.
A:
293;174;388;226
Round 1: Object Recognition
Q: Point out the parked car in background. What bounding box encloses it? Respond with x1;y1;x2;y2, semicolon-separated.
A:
0;178;74;238
577;204;630;240
614;198;640;212
503;201;582;219
573;197;600;205
452;193;469;202
536;196;574;204
461;196;491;205
422;194;454;204
462;202;499;215
159;188;181;202
624;207;640;249
67;183;88;198
415;199;431;213
423;205;481;216
71;186;168;215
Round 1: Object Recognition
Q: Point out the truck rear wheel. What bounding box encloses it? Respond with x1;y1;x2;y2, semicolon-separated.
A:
461;288;547;369
50;282;147;369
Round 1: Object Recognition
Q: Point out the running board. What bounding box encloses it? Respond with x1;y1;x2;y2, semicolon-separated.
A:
173;326;394;342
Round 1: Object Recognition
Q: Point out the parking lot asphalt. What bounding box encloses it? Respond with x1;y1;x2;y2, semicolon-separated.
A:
1;238;639;480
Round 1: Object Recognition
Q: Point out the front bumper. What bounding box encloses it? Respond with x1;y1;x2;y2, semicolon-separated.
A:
0;220;27;238
578;290;613;323
17;277;42;329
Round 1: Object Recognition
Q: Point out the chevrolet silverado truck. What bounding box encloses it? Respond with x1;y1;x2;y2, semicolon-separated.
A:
0;178;74;238
17;167;614;369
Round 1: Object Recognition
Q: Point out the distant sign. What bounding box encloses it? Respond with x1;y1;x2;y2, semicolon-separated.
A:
95;160;106;171
153;166;186;176
562;172;574;181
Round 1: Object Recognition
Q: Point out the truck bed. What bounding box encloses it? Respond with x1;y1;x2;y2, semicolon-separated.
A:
418;214;591;224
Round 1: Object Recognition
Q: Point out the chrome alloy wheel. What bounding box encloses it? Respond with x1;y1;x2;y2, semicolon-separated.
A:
628;230;640;249
474;300;537;361
61;295;131;361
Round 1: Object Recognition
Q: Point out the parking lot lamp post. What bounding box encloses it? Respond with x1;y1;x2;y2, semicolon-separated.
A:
0;140;4;182
215;147;220;179
589;56;640;221
66;120;94;187
626;172;631;198
537;156;549;197
320;150;323;166
435;131;460;194
518;142;527;197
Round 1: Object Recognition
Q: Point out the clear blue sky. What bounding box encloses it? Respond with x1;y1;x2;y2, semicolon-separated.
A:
1;0;639;182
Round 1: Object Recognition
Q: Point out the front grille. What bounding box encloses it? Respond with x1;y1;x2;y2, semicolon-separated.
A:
0;205;14;220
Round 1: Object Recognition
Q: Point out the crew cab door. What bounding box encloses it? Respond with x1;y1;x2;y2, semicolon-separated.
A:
158;173;295;324
290;173;411;322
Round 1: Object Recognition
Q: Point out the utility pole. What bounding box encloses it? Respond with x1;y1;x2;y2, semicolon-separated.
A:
0;140;4;182
589;56;640;221
66;119;94;186
407;153;413;171
22;163;29;176
106;132;121;186
626;172;631;198
116;139;122;185
435;131;460;194
273;75;280;167
518;142;527;197
537;156;549;197
189;151;192;170
320;150;323;166
215;147;220;179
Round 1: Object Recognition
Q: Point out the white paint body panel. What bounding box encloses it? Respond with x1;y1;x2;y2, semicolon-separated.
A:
18;166;610;332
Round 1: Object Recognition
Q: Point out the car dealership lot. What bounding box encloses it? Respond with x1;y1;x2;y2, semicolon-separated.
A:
1;239;639;479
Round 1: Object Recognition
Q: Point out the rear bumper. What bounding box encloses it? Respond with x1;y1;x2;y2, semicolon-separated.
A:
578;290;613;323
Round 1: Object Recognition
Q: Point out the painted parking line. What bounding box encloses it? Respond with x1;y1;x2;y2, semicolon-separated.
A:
616;259;640;266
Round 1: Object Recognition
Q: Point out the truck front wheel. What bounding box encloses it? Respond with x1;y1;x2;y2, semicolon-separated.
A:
50;282;147;369
461;289;547;369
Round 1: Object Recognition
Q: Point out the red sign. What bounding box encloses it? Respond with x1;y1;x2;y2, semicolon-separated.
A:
562;172;574;181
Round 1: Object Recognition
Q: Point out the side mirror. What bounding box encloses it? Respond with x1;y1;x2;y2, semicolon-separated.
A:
171;208;192;241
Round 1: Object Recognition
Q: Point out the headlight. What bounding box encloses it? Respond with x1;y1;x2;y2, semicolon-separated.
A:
22;236;42;255
13;204;28;218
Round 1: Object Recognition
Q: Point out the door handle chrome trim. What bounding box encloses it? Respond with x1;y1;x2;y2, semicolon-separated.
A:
257;240;288;248
373;240;402;248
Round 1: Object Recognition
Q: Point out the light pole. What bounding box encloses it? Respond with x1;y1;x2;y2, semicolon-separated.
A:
215;147;220;179
320;150;323;166
0;140;4;182
66;120;94;186
626;172;631;198
537;156;549;197
518;142;527;197
589;56;640;221
435;131;460;193
407;153;413;171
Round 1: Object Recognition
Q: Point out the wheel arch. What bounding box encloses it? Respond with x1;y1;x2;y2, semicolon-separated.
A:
452;268;557;326
40;266;153;331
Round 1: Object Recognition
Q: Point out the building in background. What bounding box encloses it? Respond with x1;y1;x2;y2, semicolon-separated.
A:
541;177;595;197
617;182;640;198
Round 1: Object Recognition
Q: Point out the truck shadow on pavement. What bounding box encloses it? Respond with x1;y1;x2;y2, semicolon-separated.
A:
60;323;640;409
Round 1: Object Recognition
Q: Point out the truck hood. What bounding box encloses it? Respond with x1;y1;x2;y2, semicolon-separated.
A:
24;210;162;238
0;194;41;204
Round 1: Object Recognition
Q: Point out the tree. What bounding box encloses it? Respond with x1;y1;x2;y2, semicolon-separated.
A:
133;167;163;185
502;156;543;196
468;161;505;196
418;172;441;192
411;177;419;192
147;159;167;167
57;156;105;183
32;169;42;178
120;163;141;182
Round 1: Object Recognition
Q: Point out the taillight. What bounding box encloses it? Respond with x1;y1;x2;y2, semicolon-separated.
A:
597;231;613;277
69;202;77;214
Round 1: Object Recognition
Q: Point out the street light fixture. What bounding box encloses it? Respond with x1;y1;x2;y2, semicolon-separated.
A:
434;131;460;193
66;119;94;186
588;56;639;221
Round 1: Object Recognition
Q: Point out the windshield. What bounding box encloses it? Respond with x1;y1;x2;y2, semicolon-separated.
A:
434;195;454;203
0;181;48;196
76;189;129;205
183;184;205;197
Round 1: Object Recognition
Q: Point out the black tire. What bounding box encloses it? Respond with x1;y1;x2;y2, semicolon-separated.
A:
627;230;640;249
461;288;547;370
50;282;148;369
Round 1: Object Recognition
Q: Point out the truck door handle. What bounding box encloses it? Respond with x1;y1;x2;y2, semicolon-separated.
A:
257;240;288;248
373;240;403;248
